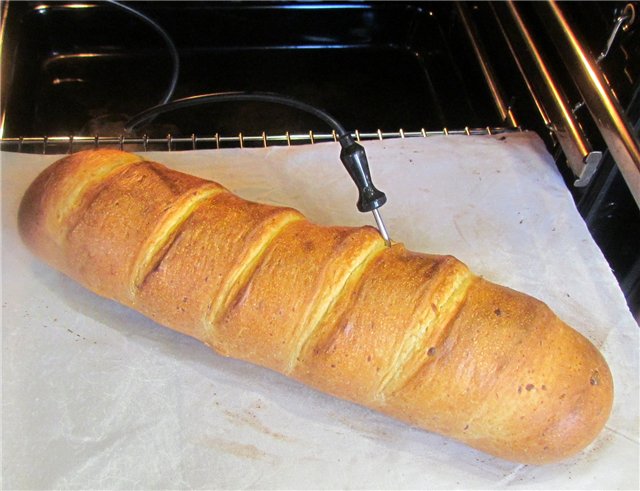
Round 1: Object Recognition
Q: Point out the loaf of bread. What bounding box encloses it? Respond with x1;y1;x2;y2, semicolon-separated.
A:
18;149;613;464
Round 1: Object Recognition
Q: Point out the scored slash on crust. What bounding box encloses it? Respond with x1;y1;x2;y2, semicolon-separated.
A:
129;183;227;298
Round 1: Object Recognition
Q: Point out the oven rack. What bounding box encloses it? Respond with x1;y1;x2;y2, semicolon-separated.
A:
0;127;521;155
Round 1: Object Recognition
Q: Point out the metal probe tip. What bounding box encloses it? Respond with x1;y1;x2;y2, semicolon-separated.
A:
371;208;391;247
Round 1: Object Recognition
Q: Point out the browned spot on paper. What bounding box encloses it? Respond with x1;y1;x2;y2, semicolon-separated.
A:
223;409;294;442
201;436;268;461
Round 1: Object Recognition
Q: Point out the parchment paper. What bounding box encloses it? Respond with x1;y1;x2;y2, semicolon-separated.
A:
2;133;638;489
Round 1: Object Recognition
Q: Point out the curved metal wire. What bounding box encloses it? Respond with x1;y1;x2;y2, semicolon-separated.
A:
124;91;348;136
106;0;180;106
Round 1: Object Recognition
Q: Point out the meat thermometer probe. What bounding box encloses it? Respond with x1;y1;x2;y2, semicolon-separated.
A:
125;91;392;245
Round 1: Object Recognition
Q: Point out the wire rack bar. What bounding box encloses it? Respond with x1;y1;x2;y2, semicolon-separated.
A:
0;127;521;154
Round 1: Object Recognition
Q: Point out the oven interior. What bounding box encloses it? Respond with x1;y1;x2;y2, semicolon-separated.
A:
2;1;639;318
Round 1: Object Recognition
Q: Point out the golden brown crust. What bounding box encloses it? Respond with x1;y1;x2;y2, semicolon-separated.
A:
292;246;473;407
215;220;386;373
130;182;226;297
383;279;613;464
17;149;614;465
18;149;144;272
65;161;218;303
136;192;303;340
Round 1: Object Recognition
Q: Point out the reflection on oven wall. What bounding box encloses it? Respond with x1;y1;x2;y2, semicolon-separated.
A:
1;1;639;319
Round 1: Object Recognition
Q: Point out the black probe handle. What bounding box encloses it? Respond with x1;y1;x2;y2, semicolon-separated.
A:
338;134;387;213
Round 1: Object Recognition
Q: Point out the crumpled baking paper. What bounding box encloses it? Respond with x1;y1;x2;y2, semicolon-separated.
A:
2;132;638;489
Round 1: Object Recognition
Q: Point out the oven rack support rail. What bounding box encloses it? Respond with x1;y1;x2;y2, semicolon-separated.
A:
473;0;640;207
0;127;521;154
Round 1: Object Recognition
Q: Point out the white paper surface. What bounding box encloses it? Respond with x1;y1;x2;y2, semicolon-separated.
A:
2;133;638;489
